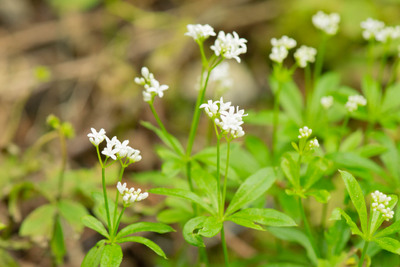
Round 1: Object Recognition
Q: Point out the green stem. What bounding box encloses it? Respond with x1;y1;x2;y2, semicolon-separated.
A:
112;166;126;235
298;197;319;257
113;206;127;238
56;130;67;202
149;102;182;156
358;241;369;267
185;161;198;216
220;225;229;266
215;124;222;216
272;82;282;160
221;141;231;218
314;33;328;85
199;247;209;267
102;167;112;233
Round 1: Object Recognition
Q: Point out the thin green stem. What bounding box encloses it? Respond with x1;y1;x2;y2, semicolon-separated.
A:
149;102;182;155
272;83;282;161
298;197;319;257
215;124;222;216
112;165;126;235
56;129;67;202
102;167;112;233
221;141;231;218
220;225;229;266
199;247;209;267
358;241;369;267
113;206;126;238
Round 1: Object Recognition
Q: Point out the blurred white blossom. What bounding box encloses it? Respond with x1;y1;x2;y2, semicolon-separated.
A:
371;190;394;221
320;96;334;109
117;182;149;206
210;31;247;63
375;26;400;43
308;138;319;149
312;11;340;35
298;126;312;139
294;45;317;68
361;18;385;40
269;46;289;63
88;128;106;146
345;95;367;112
185;24;216;41
271;36;297;49
135;67;169;102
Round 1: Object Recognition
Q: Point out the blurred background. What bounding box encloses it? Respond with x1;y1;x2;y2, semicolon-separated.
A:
0;0;399;266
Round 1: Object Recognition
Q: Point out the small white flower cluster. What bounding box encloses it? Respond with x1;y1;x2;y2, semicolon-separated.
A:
361;18;400;43
308;138;319;149
371;190;394;221
294;45;317;68
210;31;248;63
345;95;367;112
200;97;247;138
269;35;297;63
185;24;216;41
298;126;312;139
134;67;169;102
117;182;148;206
88;128;142;163
312;11;340;35
320;96;334;109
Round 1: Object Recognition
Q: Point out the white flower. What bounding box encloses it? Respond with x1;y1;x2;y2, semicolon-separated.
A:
135;67;169;102
298;126;312;139
312;11;340;35
101;136;119;160
116;183;149;206
345;95;367;112
309;138;319;149
210;31;247;63
127;147;142;162
200;97;232;118
371;190;394;221
294;45;317;68
185;24;216;41
271;35;297;49
88;128;106;146
361;18;385;40
269;46;289;63
375;26;400;43
321;96;334;109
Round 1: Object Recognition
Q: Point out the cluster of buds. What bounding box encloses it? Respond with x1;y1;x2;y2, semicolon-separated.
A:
294;45;317;68
269;35;296;63
371;190;394;221
88;128;142;163
200;97;247;139
117;182;149;206
298;126;313;139
134;67;169;103
295;126;319;153
320;96;334;109
361;18;400;43
345;95;367;112
185;24;216;42
312;11;341;35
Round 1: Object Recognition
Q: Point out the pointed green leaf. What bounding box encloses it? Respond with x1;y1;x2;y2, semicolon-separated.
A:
100;244;122;267
225;167;276;216
82;215;109;238
20;204;57;239
190;163;219;212
245;135;271;166
374;237;400;255
281;154;299;189
339;170;368;234
302;157;329;190
330;208;363;237
227;208;296;230
375;220;400;238
197;216;222;238
306;189;330;203
81;240;105;267
116;222;174;239
339;130;363;152
149;188;215;215
50;216;66;266
182;216;207;247
157;208;192;224
141;121;184;155
58;200;88;233
117;236;168;259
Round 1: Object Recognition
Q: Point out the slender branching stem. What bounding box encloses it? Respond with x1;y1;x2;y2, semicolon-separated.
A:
215;124;222;216
272;82;282;160
113;206;126;238
220;225;230;266
112;165;126;234
359;241;369;267
102;167;112;234
56;129;67;202
221;141;231;218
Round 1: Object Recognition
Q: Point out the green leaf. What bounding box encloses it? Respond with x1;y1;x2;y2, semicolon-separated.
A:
81;240;105;267
305;189;330;203
116;236;168;259
82;215;109;239
0;249;19;267
339;170;368;234
141;121;184;155
268;227;318;265
116;222;174;239
149;188;215;215
374;220;400;238
157;208;192;224
281;154;300;189
330;208;363;237
245;135;271;166
302;157;329;190
100;244;123;267
20;204;57;239
50;216;66;266
361;75;381;122
190;163;219;212
374;237;400;254
339;130;363;152
197;216;222;238
182;216;207;247
227;208;296;230
225;167;276;216
58;200;88;233
92;192;116;226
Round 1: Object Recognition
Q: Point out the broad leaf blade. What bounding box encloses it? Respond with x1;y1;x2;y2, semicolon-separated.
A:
182;216;207;247
50;216;66;266
281;154;299;189
226;167;276;216
82;215;109;239
374;237;400;255
81;241;105;267
339;170;368;234
116;222;174;239
117;236;168;259
330;207;363;237
374;220;400;238
100;244;123;267
197;216;222;238
58;200;88;233
20;204;57;239
227;208;296;229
